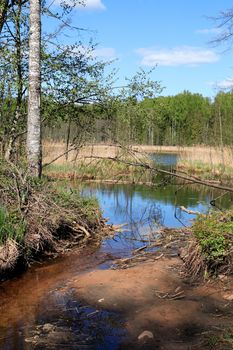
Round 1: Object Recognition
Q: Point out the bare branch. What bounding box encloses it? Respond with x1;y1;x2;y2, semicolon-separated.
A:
85;154;233;193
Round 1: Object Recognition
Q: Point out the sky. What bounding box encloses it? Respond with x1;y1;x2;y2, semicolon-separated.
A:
48;0;233;98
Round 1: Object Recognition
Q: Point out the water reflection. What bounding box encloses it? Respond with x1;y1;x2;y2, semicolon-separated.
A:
81;182;232;256
150;152;178;168
0;288;126;350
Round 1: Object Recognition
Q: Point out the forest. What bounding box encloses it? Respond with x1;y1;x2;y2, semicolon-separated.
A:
1;0;233;160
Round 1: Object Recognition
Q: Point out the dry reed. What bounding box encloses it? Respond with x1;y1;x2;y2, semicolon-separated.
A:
43;141;233;167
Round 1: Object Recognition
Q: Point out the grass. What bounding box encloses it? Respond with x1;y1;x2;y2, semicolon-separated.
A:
0;207;26;244
43;141;233;182
204;326;233;350
44;158;155;184
177;145;233;180
52;181;100;224
178;145;233;167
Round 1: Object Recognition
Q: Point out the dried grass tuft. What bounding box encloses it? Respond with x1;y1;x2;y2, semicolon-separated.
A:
0;239;19;271
180;239;207;280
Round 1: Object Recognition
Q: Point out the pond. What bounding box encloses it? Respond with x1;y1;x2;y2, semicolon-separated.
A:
0;154;232;349
149;152;178;168
81;181;231;259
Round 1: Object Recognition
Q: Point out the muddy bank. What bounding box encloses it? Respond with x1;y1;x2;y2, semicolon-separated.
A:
70;256;233;350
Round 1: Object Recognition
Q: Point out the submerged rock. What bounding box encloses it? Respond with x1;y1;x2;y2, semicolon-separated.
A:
138;330;154;340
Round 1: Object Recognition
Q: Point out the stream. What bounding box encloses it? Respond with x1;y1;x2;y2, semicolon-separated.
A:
0;154;232;349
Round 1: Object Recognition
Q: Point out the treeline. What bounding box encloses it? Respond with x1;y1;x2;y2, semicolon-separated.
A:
100;90;233;146
1;0;233;156
44;90;233;147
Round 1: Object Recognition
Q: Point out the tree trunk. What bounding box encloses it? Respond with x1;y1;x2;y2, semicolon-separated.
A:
65;117;71;161
26;0;41;177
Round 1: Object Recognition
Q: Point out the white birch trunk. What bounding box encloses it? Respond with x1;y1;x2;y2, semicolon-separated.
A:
26;0;41;177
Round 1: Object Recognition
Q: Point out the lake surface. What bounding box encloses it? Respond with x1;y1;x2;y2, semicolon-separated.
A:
0;153;232;349
149;152;178;168
81;182;231;259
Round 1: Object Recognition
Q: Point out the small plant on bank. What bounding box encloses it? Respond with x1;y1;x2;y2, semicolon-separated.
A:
189;211;233;276
0;207;26;244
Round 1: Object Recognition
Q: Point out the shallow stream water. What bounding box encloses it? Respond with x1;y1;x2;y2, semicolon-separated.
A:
0;154;232;349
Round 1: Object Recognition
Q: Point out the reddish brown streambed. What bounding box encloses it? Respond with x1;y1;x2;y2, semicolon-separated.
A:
0;244;232;350
0;247;126;350
69;256;233;350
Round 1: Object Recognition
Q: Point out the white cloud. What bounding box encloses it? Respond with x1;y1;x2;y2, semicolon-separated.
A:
210;78;233;90
196;27;221;35
93;47;117;59
136;46;220;67
77;0;106;10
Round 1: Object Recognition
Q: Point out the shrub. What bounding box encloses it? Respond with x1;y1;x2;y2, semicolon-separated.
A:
192;211;233;273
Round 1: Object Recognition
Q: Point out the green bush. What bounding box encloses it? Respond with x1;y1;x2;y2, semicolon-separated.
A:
193;211;233;268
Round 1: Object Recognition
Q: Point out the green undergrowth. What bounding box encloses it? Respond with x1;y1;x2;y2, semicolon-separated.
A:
52;181;100;224
192;210;233;275
0;207;26;244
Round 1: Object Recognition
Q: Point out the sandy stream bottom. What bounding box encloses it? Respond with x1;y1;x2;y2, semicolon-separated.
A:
0;248;232;350
69;256;233;350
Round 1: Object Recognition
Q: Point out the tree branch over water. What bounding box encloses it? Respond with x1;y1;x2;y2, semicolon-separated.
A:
86;154;233;193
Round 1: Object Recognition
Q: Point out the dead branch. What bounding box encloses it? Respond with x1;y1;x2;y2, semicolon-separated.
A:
87;155;233;193
42;143;83;168
180;206;201;215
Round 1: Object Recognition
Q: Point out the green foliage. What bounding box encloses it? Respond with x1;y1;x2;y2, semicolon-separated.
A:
193;211;233;268
0;207;26;244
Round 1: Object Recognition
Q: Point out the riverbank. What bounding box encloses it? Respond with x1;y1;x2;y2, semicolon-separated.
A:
68;218;233;349
0;160;110;279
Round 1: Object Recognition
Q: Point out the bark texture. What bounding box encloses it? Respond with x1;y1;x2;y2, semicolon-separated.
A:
27;0;42;177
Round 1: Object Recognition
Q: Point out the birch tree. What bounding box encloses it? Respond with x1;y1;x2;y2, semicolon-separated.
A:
26;0;41;177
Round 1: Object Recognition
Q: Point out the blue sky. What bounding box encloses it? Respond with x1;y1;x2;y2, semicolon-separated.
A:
49;0;233;97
